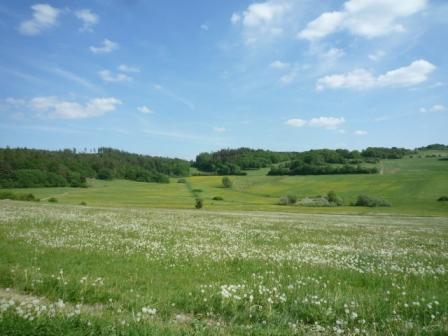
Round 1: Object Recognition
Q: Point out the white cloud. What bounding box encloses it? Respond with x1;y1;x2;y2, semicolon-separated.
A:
298;0;427;40
230;13;241;24
354;130;368;135
369;50;386;61
377;60;435;87
231;1;291;44
213;127;226;133
298;11;344;40
19;4;60;36
317;59;435;90
420;104;446;113
285;118;306;127
137;105;153;114
200;24;209;31
74;9;98;32
285;116;345;129
270;60;290;69
29;96;121;119
99;70;132;83
118;64;140;73
308;116;345;129
89;39;119;54
280;72;296;85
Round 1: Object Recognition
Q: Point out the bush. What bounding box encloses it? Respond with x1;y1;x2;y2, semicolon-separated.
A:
212;196;224;201
222;177;232;188
195;198;203;209
353;195;390;207
297;197;333;207
177;178;187;183
279;195;297;205
192;189;202;193
438;196;448;201
0;192;38;202
80;201;87;206
327;191;343;206
48;197;58;203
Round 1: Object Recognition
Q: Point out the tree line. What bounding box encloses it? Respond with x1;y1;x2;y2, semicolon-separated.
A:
0;147;190;188
194;147;415;176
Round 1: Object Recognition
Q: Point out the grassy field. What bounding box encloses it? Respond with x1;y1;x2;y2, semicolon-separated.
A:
0;201;447;335
2;154;448;216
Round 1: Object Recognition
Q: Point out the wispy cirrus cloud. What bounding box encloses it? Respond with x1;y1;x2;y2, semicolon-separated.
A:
153;84;195;111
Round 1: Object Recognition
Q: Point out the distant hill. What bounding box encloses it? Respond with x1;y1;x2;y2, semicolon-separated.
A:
193;146;416;176
0;147;190;188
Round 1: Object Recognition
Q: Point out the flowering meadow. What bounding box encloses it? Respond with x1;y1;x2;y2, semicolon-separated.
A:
0;200;447;335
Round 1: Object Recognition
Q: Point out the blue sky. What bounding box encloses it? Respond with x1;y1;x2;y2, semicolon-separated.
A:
0;0;447;159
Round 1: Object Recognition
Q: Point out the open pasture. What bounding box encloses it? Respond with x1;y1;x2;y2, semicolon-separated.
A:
2;155;447;216
0;201;447;335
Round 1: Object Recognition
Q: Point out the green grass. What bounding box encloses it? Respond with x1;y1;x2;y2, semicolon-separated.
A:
0;202;447;335
1;154;447;216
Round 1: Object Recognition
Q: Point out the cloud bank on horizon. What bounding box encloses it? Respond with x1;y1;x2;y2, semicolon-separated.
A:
0;0;446;158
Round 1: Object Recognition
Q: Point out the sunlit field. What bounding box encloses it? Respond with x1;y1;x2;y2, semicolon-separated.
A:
1;201;447;335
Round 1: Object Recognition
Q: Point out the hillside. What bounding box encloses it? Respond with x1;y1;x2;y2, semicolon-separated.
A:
0;147;190;188
2;151;447;216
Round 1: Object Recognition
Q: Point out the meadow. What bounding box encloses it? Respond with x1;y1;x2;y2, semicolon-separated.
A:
0;153;447;335
0;201;447;335
2;154;448;216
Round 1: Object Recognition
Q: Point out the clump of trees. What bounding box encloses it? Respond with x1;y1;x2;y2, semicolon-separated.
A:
222;177;233;188
353;195;391;207
0;147;190;188
194;148;294;173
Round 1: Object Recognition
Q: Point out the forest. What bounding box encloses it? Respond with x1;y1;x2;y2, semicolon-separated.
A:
194;147;414;175
0;147;190;188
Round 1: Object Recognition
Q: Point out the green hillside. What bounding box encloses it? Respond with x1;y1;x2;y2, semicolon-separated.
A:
2;152;447;216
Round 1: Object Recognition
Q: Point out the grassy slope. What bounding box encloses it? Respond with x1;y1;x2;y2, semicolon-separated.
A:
2;154;448;216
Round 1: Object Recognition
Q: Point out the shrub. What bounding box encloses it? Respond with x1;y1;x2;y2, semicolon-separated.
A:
177;178;187;183
0;192;38;202
195;198;203;209
297;197;332;207
353;195;390;207
222;177;232;188
279;195;297;205
438;196;448;201
327;191;343;206
48;197;58;203
212;196;224;201
192;189;202;193
80;201;87;206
